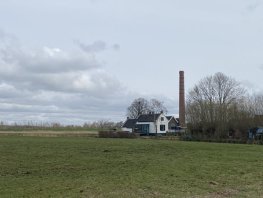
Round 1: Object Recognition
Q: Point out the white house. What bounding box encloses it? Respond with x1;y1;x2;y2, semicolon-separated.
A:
122;112;180;135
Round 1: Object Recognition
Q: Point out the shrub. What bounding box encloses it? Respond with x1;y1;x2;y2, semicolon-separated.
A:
98;131;137;138
179;134;249;144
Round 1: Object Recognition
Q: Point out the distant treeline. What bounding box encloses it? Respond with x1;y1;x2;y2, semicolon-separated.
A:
0;120;123;131
186;72;263;140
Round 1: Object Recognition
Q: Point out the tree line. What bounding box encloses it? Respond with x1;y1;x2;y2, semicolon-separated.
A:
0;120;123;131
186;72;263;139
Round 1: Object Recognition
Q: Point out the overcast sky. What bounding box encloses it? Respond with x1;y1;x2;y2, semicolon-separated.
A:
0;0;263;125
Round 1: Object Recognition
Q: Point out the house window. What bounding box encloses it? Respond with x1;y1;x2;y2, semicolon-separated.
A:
135;124;149;134
160;125;165;131
161;117;164;121
142;124;149;133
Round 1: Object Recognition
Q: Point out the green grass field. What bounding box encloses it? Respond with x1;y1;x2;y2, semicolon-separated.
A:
0;136;262;197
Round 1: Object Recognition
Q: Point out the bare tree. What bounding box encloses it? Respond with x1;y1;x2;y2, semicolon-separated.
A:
247;94;263;126
149;98;168;114
250;94;263;115
127;98;167;118
187;72;247;138
127;98;150;118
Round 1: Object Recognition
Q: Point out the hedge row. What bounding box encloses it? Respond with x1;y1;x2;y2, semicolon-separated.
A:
180;136;247;144
98;131;139;138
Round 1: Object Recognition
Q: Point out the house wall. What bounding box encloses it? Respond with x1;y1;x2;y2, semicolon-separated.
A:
156;114;169;134
121;127;133;133
136;122;156;134
168;118;178;132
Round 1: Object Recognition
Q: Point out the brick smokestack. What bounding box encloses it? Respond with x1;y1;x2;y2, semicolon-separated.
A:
179;71;185;127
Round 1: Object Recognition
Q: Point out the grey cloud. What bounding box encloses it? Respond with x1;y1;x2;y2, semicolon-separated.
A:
0;83;26;99
0;103;59;113
76;40;120;53
26;71;122;95
0;29;19;46
246;1;261;12
0;31;174;125
0;32;128;124
112;44;120;51
77;40;107;53
0;88;130;124
0;38;122;95
1;46;100;74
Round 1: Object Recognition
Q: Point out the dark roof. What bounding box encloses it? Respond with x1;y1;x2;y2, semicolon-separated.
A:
166;116;180;123
137;113;161;122
122;119;137;128
166;116;172;121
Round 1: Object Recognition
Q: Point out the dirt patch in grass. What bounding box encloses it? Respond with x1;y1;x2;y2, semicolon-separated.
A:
199;189;239;198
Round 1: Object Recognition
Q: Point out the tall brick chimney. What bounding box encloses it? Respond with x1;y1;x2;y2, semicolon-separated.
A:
179;71;185;127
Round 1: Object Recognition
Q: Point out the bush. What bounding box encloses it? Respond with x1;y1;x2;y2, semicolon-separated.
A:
179;134;248;144
255;139;263;145
179;134;193;141
98;131;137;138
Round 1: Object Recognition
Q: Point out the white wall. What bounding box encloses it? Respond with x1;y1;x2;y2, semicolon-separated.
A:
156;114;169;134
121;127;133;133
136;122;156;134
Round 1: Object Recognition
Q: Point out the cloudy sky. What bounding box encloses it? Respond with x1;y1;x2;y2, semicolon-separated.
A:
0;0;263;124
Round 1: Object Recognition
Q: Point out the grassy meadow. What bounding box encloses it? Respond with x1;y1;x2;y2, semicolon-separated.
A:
0;136;262;197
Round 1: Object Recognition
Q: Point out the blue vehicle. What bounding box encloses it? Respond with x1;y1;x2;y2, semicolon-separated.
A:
248;127;263;140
